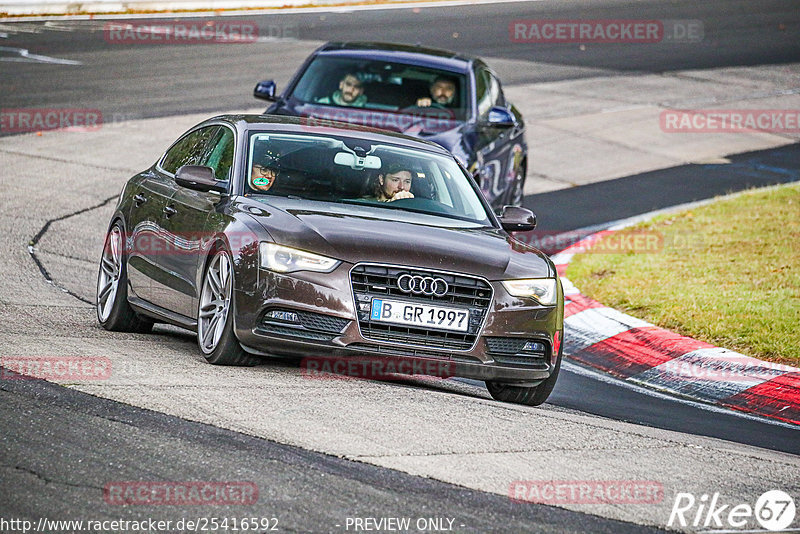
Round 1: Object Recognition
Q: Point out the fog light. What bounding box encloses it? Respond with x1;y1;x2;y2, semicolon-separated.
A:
522;341;545;352
265;310;299;323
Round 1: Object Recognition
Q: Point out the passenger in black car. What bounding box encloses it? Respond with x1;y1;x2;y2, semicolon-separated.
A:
316;73;368;108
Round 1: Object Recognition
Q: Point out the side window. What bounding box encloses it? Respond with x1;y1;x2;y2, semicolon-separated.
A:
475;68;503;117
160;126;217;175
199;127;235;181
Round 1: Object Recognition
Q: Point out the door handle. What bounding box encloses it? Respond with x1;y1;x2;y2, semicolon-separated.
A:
133;194;147;206
163;205;177;218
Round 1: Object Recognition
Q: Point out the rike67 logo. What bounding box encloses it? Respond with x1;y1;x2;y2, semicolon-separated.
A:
668;490;796;531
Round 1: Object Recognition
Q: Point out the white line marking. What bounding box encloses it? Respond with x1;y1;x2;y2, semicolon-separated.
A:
0;46;81;65
561;360;799;430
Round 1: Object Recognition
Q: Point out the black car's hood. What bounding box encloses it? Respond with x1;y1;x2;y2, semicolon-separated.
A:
239;197;553;280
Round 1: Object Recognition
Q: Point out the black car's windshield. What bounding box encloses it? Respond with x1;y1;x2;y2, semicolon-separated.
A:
289;56;468;122
245;132;491;226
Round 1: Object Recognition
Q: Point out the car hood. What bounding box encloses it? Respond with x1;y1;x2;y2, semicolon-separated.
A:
239;197;553;280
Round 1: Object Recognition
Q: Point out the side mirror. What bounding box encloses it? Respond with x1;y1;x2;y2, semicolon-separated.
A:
486;106;516;128
253;80;277;101
499;205;536;232
175;165;227;194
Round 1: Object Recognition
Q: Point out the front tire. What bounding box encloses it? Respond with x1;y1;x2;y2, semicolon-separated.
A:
96;222;153;333
197;247;259;366
486;347;562;406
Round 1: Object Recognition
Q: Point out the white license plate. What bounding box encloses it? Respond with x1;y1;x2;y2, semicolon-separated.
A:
370;298;469;332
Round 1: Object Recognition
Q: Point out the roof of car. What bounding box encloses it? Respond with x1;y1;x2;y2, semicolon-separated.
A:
214;114;454;154
315;41;475;73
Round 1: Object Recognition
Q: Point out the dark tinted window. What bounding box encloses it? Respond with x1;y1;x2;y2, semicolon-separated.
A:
291;56;468;121
161;126;217;175
245;132;491;226
199;126;235;181
475;68;502;117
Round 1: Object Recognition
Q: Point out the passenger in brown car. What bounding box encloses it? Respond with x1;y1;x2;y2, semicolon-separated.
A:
250;163;278;192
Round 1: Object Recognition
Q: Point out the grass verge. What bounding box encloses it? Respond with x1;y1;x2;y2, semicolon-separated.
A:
565;183;800;366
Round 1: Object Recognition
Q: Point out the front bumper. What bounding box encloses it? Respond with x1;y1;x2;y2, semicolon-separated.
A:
233;264;563;385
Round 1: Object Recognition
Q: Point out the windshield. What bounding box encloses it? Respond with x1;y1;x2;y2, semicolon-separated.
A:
289;56;468;122
245;132;492;226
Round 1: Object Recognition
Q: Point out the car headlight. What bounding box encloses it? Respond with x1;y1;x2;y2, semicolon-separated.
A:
501;278;558;305
259;243;340;273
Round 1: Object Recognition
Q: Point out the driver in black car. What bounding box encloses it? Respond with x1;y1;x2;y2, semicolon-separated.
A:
415;76;457;108
365;163;415;202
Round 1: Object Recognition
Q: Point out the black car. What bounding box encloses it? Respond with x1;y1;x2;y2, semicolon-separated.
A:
254;42;528;209
97;115;563;406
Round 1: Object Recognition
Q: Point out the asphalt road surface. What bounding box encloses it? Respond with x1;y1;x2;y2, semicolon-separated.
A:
1;0;798;121
1;0;799;532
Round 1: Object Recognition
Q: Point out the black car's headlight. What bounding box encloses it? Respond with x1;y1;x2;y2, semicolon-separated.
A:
501;278;558;305
259;243;340;273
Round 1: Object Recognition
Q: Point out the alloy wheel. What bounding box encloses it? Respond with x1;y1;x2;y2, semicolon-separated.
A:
198;251;233;354
97;226;122;322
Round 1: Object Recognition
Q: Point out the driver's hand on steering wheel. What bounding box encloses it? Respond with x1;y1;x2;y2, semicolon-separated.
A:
415;97;432;107
388;190;415;201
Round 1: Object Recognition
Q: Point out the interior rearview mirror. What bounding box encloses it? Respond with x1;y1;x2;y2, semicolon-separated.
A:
334;152;382;170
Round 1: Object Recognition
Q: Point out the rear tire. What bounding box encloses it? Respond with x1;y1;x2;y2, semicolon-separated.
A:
197;247;260;366
96;222;154;333
486;347;562;406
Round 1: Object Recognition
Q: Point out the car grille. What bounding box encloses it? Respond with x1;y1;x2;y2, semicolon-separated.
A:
256;309;350;343
295;311;349;333
256;324;336;342
347;343;483;363
486;337;550;367
485;337;528;355
350;264;492;351
492;355;549;368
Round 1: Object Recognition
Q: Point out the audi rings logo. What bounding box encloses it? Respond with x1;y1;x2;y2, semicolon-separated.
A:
397;274;449;297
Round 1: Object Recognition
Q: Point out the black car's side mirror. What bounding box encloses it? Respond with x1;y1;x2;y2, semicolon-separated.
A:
175;165;227;194
499;205;536;232
253;80;277;101
486;106;516;128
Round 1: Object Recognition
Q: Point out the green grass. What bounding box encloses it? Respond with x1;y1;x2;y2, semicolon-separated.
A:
566;183;800;365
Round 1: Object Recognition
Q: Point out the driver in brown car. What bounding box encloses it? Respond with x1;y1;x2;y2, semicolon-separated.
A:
365;164;415;202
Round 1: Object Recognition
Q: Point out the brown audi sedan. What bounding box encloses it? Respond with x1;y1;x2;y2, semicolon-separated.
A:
97;115;564;406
